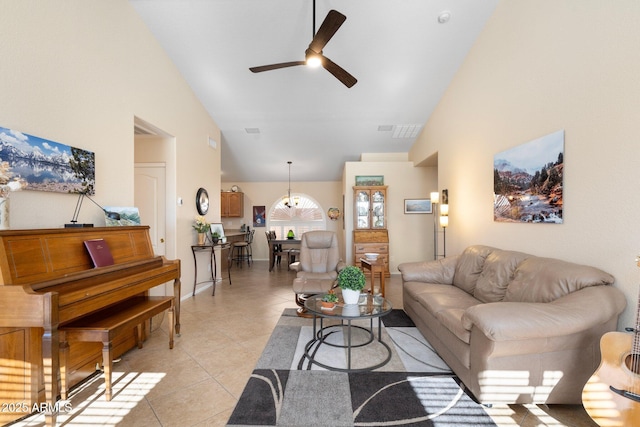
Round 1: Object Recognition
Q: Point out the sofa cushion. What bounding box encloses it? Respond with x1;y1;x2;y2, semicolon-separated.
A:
504;257;615;303
405;282;481;343
435;308;472;343
474;249;530;303
398;255;458;284
453;245;494;294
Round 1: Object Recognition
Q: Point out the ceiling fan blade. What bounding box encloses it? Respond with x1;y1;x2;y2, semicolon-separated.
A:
249;61;305;73
308;10;346;53
322;56;357;88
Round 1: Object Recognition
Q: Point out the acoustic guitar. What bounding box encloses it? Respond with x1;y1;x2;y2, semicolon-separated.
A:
582;260;640;426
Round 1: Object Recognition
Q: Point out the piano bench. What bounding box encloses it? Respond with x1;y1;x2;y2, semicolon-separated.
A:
59;296;175;401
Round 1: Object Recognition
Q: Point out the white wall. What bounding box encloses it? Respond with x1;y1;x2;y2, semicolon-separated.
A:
0;1;221;299
409;0;640;329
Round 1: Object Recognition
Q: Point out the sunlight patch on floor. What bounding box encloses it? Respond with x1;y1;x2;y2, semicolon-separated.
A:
12;371;165;426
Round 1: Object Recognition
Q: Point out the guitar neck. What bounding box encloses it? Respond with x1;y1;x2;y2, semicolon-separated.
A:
635;258;640;354
634;296;640;354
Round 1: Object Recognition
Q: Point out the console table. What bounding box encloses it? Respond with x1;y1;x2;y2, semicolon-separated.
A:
191;242;232;295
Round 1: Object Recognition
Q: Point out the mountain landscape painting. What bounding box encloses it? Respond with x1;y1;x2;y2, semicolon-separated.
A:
0;126;95;194
494;130;564;223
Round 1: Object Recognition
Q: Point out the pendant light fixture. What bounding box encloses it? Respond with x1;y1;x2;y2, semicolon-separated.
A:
283;161;299;208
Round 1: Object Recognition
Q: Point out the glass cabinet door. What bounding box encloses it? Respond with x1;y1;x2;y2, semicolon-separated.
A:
353;186;387;230
355;190;370;229
371;190;385;228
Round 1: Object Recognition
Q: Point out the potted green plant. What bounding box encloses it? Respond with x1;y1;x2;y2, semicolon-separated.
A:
212;231;220;244
338;265;366;305
321;290;338;309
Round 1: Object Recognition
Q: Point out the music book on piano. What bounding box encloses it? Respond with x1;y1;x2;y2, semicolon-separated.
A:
84;239;115;267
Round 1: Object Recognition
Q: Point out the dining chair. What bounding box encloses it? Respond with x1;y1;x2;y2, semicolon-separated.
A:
267;230;287;268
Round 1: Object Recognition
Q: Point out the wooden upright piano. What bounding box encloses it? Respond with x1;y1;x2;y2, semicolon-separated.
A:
0;226;181;426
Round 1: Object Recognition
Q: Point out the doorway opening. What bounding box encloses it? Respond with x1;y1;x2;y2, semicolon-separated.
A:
133;116;177;287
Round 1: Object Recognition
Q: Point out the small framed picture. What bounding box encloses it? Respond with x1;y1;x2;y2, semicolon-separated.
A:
209;222;225;238
253;205;266;227
355;175;384;186
404;199;432;214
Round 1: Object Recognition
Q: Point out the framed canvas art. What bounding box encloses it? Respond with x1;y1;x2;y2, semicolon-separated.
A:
494;130;564;223
355;175;384;186
253;205;266;227
404;199;432;214
0;125;95;194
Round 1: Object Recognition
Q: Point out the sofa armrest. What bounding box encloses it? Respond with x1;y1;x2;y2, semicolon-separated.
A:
461;286;626;341
397;255;459;284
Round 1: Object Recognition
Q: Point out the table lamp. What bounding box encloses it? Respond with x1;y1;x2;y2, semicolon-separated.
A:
65;192;121;228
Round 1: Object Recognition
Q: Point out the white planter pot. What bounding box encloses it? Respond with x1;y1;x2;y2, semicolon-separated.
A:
341;288;360;305
342;304;360;317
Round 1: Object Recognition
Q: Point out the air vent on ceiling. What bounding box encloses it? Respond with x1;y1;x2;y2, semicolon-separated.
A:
245;128;260;134
392;124;422;139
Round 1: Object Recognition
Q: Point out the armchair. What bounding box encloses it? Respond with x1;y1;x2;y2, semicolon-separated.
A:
291;230;345;316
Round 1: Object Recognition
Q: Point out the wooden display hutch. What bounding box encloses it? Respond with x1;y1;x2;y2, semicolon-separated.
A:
353;186;390;277
221;191;244;217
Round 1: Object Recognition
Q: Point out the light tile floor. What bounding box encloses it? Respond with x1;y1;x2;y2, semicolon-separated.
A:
14;260;597;426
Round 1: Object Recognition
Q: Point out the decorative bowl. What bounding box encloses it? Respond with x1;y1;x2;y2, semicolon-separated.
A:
364;253;379;260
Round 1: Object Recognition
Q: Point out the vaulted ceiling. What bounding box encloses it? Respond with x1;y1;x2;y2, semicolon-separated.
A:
129;0;498;182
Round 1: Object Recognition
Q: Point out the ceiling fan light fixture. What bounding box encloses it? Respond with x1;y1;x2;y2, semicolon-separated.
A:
306;56;322;68
305;50;323;68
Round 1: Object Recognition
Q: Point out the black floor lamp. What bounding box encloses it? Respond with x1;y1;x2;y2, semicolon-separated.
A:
430;192;439;260
431;190;449;259
439;202;448;258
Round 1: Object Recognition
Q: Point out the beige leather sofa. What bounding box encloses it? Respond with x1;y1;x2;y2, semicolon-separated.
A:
398;245;626;404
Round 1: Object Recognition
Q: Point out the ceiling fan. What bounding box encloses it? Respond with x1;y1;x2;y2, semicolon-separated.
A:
249;1;357;88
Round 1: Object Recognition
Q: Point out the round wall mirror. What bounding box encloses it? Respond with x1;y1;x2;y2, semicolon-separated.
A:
196;187;209;215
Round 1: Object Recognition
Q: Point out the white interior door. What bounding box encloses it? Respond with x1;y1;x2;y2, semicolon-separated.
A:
135;163;166;295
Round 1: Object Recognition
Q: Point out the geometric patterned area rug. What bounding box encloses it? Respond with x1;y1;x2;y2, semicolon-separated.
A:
227;309;497;426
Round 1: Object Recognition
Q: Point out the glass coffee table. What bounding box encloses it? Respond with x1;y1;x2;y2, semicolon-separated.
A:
303;293;393;372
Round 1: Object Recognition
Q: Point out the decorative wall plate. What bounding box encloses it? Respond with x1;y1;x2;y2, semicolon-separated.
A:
328;207;340;221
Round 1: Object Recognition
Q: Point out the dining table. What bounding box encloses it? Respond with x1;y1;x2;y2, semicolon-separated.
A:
268;238;301;271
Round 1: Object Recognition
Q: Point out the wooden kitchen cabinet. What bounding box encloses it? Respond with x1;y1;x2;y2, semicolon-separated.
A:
221;192;244;217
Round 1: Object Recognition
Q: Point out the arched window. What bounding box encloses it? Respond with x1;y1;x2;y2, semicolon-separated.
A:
268;193;326;239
